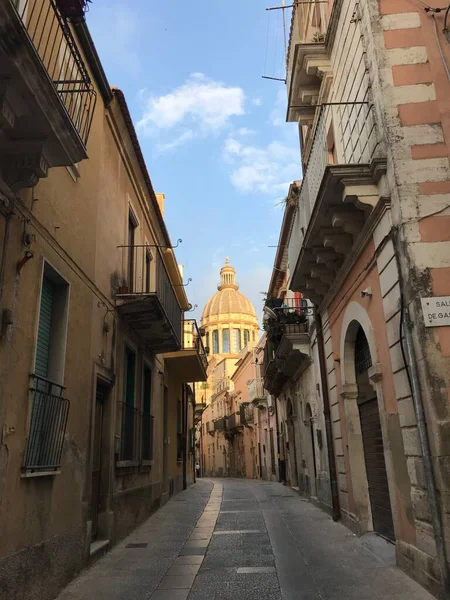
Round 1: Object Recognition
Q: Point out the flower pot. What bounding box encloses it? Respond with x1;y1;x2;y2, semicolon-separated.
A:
118;285;129;294
55;0;87;20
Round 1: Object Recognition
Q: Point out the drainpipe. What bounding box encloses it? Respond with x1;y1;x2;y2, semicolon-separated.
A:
392;230;450;599
315;311;341;522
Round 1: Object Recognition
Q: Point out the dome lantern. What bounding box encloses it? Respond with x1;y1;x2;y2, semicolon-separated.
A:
218;257;238;291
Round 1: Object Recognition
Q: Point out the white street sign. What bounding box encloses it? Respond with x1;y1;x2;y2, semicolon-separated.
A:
420;297;450;328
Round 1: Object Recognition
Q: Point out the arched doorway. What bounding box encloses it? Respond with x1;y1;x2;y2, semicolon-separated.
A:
286;399;299;487
354;325;395;541
304;403;317;496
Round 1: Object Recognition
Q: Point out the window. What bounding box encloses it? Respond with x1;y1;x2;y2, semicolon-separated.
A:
24;264;70;472
222;329;230;353
142;365;153;461
233;329;241;353
206;332;210;352
120;346;136;461
127;211;137;292
212;330;219;354
253;331;256;342
244;330;250;346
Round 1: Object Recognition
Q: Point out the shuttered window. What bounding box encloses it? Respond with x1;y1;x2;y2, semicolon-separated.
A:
35;278;54;379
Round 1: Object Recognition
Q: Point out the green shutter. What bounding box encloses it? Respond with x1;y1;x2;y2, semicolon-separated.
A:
35;278;54;379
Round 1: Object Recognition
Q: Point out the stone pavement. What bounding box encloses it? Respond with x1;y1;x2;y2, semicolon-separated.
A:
56;478;434;600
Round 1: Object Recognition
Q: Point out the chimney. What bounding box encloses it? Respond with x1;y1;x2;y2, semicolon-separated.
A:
155;193;165;216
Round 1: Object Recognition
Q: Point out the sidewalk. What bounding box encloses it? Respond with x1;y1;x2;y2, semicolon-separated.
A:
56;478;434;600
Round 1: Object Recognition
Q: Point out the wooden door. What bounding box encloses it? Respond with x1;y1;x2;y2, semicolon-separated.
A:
91;382;105;540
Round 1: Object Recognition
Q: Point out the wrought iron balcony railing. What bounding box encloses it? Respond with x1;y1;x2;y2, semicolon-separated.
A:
116;245;182;350
23;374;70;472
248;378;266;403
183;319;208;371
12;0;96;146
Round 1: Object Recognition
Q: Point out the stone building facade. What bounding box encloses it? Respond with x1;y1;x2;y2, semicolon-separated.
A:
263;0;450;595
0;3;207;599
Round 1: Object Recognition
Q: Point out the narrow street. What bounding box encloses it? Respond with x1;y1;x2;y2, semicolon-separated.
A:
57;479;433;600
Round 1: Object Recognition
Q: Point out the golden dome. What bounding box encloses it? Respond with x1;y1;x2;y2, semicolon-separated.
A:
201;258;257;322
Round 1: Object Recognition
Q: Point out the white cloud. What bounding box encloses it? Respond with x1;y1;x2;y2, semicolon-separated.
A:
223;136;300;195
137;73;245;134
157;130;194;153
236;127;256;136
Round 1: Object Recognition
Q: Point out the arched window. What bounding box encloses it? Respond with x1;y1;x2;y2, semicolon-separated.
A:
222;329;230;353
233;329;241;352
252;331;256;341
212;330;219;354
244;330;250;346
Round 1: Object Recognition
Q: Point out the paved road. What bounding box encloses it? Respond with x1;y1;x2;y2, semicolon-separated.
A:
57;479;433;600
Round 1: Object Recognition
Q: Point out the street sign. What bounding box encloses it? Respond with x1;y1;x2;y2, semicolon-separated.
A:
420;297;450;328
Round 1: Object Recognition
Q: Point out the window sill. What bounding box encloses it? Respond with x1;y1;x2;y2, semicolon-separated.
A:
116;460;139;468
21;470;61;478
141;460;154;467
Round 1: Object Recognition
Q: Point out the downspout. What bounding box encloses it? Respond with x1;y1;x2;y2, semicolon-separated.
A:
392;229;450;599
315;311;341;522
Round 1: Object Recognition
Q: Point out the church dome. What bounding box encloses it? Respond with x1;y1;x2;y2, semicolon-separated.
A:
201;258;257;321
201;258;259;357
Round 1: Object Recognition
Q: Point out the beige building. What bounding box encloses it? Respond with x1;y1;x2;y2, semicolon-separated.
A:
199;259;259;477
0;3;206;599
262;0;450;596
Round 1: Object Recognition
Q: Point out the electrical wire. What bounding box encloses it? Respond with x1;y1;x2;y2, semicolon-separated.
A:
432;14;450;81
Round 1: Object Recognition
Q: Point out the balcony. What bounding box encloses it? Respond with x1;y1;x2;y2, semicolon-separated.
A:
163;319;208;382
263;301;312;396
288;103;386;307
0;0;96;190
248;378;266;405
227;412;242;432
286;0;331;124
214;417;226;433
116;246;182;353
23;375;70;473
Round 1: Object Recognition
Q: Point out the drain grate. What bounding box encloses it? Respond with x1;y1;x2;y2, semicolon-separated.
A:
126;543;148;548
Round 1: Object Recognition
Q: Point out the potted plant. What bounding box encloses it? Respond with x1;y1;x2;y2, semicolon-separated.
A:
118;278;129;294
55;0;91;21
265;297;283;310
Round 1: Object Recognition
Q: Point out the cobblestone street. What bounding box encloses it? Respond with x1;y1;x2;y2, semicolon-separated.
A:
56;479;433;600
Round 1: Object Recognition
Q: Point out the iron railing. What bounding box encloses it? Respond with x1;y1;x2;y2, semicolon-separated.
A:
117;245;182;346
288;102;378;272
119;401;140;462
214;417;226;432
248;378;266;403
141;411;154;461
286;0;330;69
23;374;70;472
12;0;96;145
227;412;241;430
243;404;254;425
183;319;208;370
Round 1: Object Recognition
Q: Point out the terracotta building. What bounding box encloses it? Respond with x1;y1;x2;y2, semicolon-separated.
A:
262;0;450;596
0;2;206;599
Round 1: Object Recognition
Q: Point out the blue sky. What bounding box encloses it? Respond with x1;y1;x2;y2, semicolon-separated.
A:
87;1;300;322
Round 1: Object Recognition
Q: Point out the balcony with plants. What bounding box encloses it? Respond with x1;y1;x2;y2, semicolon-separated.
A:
115;245;182;353
0;0;96;189
262;298;312;396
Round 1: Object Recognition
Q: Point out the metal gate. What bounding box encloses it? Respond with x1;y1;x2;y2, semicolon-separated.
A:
355;327;395;541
